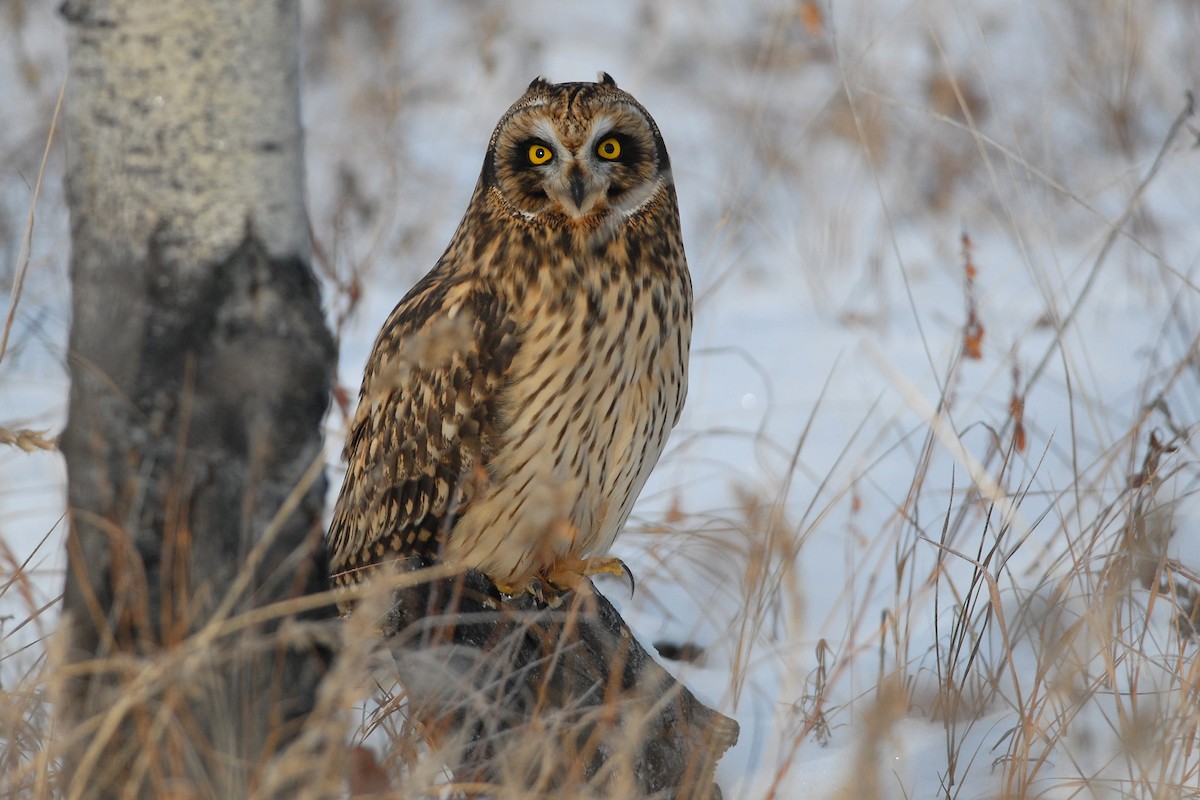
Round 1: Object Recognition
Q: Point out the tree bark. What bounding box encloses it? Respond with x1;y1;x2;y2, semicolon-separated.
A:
380;563;740;799
57;1;335;797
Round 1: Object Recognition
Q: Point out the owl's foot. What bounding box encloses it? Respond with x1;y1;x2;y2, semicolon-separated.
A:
545;555;636;597
494;557;635;606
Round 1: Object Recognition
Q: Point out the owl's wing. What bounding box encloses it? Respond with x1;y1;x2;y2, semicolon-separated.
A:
327;275;518;584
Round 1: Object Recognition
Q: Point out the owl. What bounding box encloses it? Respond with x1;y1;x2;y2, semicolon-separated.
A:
328;74;691;600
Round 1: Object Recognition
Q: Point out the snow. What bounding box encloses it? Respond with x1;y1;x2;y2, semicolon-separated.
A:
4;0;1200;796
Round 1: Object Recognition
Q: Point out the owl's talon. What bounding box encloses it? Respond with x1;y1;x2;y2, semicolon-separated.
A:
528;577;546;605
617;558;636;597
601;556;636;597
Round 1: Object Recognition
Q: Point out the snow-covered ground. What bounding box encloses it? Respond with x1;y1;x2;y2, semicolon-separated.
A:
4;1;1200;796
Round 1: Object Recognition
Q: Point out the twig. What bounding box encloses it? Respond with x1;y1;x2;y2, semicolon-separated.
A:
0;76;65;367
1026;92;1196;391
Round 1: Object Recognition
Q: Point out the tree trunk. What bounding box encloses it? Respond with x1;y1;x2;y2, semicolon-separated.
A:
57;1;336;797
381;563;740;799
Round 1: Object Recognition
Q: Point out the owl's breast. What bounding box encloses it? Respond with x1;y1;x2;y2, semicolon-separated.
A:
444;254;690;587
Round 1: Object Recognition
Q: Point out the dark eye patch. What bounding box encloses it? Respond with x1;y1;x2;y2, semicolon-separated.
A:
512;138;554;171
595;132;640;164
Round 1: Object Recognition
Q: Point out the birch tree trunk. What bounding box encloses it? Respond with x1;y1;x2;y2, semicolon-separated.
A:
57;1;336;797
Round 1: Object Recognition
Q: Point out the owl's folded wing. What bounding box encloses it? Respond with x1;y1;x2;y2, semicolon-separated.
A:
327;280;518;585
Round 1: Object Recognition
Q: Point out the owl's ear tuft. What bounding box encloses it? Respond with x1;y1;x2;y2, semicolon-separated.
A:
526;76;551;92
598;72;617;88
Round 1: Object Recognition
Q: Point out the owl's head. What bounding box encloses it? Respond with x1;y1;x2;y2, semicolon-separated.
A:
481;74;673;226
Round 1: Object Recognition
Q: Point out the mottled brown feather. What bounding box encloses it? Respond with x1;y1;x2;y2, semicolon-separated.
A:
328;274;518;583
328;76;691;594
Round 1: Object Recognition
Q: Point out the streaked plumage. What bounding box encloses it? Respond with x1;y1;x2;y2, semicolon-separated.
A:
328;74;691;597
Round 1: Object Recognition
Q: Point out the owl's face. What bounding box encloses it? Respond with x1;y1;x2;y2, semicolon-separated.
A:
482;74;672;226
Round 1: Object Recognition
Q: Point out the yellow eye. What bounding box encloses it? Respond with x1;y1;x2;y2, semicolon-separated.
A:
597;137;621;160
528;143;553;165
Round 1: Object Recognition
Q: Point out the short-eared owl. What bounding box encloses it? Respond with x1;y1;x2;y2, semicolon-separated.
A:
328;74;691;598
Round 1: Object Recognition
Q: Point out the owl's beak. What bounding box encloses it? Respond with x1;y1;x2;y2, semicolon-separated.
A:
569;171;587;211
550;163;601;218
